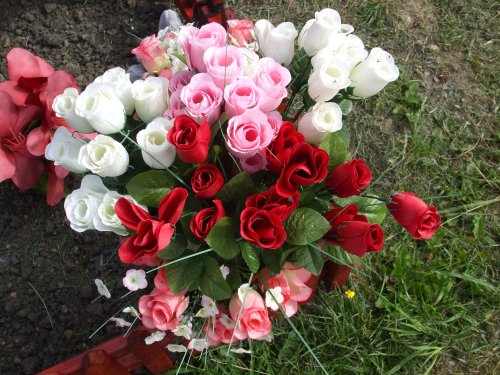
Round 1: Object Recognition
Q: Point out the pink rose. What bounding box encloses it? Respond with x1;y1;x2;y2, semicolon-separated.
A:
190;23;227;72
240;151;267;174
169;70;195;93
225;108;274;158
165;89;186;120
180;73;223;125
229;289;272;340
153;268;174;293
266;110;283;139
177;25;199;69
203;46;244;89
227;19;256;48
253;57;291;112
131;35;170;74
206;312;238;346
138;287;189;331
224;77;266;117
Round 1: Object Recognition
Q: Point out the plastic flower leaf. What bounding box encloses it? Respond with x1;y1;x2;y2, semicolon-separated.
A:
167;344;187;353
220;265;230;280
219;313;235;330
123;306;140;318
172;323;192;340
109;317;132;327
230;348;252;354
144;330;166;345
345;290;355;299
237;283;252;303
187;338;209;352
122;269;148;291
201;295;219;316
94;279;111;299
265;286;284;311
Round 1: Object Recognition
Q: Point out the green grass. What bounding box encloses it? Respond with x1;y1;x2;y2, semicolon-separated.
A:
166;0;499;373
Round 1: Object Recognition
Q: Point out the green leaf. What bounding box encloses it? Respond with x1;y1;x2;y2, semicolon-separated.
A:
179;212;200;244
339;99;353;116
205;217;241;260
284;207;331;245
261;247;283;275
333;196;388;224
319;127;351;168
126;170;176;207
157;234;187;260
226;264;243;291
290;48;313;92
216;172;255;204
322;242;358;265
288;245;324;275
199;257;233;300
240;242;261;273
166;255;204;293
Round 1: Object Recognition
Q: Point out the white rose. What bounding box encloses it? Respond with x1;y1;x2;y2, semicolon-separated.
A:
255;20;297;66
307;60;351;102
312;34;368;71
132;76;169;123
94;192;144;235
52;88;94;133
298;102;343;144
136;117;176;169
64;175;108;232
45;126;89;173
94;67;135;115
75;83;126;134
78;135;129;177
350;47;400;98
299;8;342;56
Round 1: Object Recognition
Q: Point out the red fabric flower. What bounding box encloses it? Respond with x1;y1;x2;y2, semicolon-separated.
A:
326;159;372;198
191;163;225;199
388;192;441;240
167;114;210;163
323;203;360;234
334;220;384;257
240;207;286;249
190;200;226;240
245;185;299;221
264;121;305;174
115;187;188;266
276;142;329;198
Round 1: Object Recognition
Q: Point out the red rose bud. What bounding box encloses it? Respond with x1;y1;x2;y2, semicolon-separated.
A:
245;185;300;221
265;121;305;174
387;192;441;240
323;203;359;234
191;163;225;199
326;159;372;198
276;142;329;197
336;220;384;257
240;207;287;249
167;114;210;163
190;200;226;240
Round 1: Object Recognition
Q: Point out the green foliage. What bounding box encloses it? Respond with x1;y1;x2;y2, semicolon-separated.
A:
261;247;283;275
240;241;261;273
165;255;204;293
198;256;233;300
287;245;324;275
333;196;388;224
216;172;255;205
126;170;176;207
157;234;187;260
289;48;312;92
319;127;351;168
284;207;331;245
205;217;241;260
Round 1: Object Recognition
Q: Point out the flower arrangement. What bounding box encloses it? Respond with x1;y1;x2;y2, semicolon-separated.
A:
42;7;440;358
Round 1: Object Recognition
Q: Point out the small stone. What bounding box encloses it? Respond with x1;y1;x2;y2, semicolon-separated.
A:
75;9;84;23
86;303;103;316
24;12;35;22
63;63;81;76
428;44;440;52
44;3;57;14
22;356;39;374
5;299;21;314
63;329;73;339
21;261;33;278
81;284;93;299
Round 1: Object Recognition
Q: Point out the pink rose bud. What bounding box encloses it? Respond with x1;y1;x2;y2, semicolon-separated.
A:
132;35;170;74
227;19;256;48
180;73;223;125
189;23;227;72
253;57;291;112
203;46;244;89
223;77;265;117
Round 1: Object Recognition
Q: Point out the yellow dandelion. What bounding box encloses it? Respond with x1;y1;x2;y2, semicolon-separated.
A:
345;290;355;299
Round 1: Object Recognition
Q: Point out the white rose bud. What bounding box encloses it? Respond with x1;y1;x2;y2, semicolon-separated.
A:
136;117;176;169
312;34;368;71
132;76;169;123
94;192;143;235
75;83;126;134
52;88;94;133
307;60;351;102
240;48;260;78
94;67;135;115
350;47;400;98
78;135;129;177
299;8;342;56
45;127;89;173
64;175;108;232
255;20;297;66
298;102;343;144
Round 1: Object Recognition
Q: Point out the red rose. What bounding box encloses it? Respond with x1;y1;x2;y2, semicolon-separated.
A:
115;187;188;265
191;163;225;199
387;192;441;240
276;142;329;198
245;185;299;221
265;121;305;174
167;114;210;163
323;203;360;235
335;220;384;257
326;159;372;198
240;207;286;249
190;200;226;240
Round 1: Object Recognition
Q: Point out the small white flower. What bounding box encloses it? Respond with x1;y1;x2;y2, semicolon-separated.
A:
172;323;192;340
122;306;140;318
45;126;89;174
201;295;219;315
237;283;252;303
94;67;135;115
78;135;129;177
136;117;176;169
122;269;148;291
94;279;111;299
144;330;166;345
167;344;187;353
265;286;284;311
187;338;209;352
131;76;169;123
109;317;132;327
52;88;94;133
230;348;252;354
195;308;211;318
220;265;230;280
219;314;235;330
